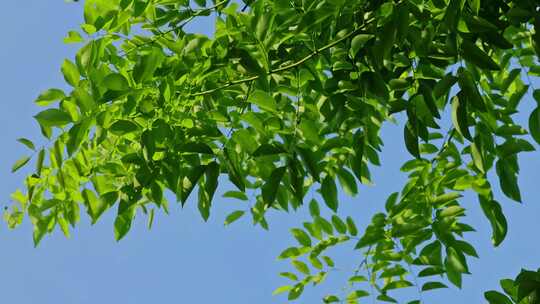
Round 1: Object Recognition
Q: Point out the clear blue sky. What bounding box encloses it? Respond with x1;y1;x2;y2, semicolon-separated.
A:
1;2;540;303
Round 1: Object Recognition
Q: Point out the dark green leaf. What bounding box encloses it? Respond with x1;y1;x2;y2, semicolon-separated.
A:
422;281;448;291
288;283;304;300
497;138;535;158
337;168;358;196
179;165;205;204
262;166;286;207
529;108;540;145
331;215;347;234
346;217;358;236
350;34;374;57
321;175;338;212
479;197;508;246
224;210;245;226
484;291;513;304
17;138;36;151
451;94;472;141
252;143;286;156
404;121;420;158
109;120;139;136
496;159;522;202
457;67;486;112
460;39;500;70
11;156;31;173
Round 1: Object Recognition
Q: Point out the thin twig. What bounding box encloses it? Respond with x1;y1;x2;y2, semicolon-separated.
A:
120;0;228;57
186;17;376;97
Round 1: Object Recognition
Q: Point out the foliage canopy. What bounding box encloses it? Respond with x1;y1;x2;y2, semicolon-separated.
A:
6;0;540;302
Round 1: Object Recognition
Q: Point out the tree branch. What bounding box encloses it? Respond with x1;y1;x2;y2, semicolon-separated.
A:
187;17;376;97
121;0;229;56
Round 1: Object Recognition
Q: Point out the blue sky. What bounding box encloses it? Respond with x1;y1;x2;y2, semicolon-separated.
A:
1;1;540;303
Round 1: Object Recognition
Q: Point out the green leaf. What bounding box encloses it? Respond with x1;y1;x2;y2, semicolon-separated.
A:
177;142;214;154
433;74;458;99
457;67;486;112
67;118;92;155
337;168;358;196
349;275;368;283
422;281;448;291
288;283;304;300
446;246;469;274
64;31;84;44
331;215;347;234
262;166;286;207
255;11;274;42
470;0;480;14
321;175;338;212
496;159;522;202
36;149;45;176
291;228;311;247
454;240;479;258
278;247;301;260
224;210;245;226
432;192;462;205
223;191;248;201
479;197;508;246
440;206;465;218
496;138;535;158
346;217;358;236
460;39;500;70
35;89;65;106
109;120;139;136
347;290;370;300
471;141;485;173
114;212;134;241
383;280;414;291
377;294;398;303
451;95;472;141
272;285;292;296
309;199;320;217
199;162;219;221
529;108;540;145
252;143;286;157
61;59;80;86
133;48;163;83
534;89;540;105
296;146;320;181
11;156;31;173
350;34;374;57
323;295;340;303
389;78;411;91
299;119;322;144
34;109;72;128
103;73;129;91
292;260;310;275
179;165;205;205
251;90;276;112
484;291;513;304
82;189;108;224
280;272;299;281
17;138;36;151
404;121;420;158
